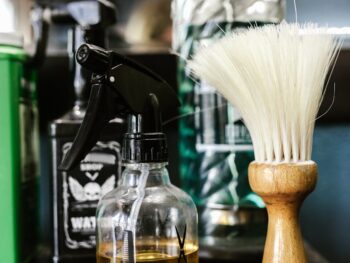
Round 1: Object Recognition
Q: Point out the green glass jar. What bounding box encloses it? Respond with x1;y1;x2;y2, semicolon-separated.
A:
172;0;284;243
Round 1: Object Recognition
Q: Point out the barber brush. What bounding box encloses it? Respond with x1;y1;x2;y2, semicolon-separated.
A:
188;23;340;263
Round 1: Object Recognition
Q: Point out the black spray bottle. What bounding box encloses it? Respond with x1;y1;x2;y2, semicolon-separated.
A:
60;44;199;263
49;2;124;262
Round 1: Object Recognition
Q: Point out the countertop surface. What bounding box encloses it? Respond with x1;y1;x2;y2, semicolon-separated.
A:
199;237;329;263
35;237;328;263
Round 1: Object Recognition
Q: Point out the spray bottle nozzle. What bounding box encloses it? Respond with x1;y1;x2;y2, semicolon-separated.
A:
59;45;180;171
76;44;166;82
76;44;110;74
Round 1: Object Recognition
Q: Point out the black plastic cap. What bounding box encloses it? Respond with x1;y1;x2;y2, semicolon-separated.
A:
122;133;168;163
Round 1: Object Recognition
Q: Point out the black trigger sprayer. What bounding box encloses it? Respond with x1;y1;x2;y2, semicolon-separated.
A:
58;44;199;263
59;43;180;171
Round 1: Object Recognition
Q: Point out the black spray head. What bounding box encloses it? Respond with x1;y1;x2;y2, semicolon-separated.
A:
59;44;179;170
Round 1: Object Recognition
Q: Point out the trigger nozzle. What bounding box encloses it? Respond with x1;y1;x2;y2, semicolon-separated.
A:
76;43;110;74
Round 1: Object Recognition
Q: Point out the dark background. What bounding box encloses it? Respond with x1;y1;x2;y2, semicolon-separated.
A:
36;1;350;262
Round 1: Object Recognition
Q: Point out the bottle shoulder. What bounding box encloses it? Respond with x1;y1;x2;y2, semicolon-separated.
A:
51;115;125;138
98;184;189;204
165;184;196;207
97;183;197;217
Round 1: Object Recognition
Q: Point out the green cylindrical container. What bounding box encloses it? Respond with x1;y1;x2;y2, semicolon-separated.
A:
0;34;39;263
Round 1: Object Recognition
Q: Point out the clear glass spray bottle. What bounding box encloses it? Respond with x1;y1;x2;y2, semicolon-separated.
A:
59;45;198;263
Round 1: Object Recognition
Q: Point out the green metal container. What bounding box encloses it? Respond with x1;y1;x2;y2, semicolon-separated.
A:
0;34;39;263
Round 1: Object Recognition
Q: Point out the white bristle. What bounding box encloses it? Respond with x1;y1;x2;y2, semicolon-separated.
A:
188;23;341;163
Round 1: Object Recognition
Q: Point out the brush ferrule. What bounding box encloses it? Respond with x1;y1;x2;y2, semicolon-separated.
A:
250;160;316;166
248;162;317;198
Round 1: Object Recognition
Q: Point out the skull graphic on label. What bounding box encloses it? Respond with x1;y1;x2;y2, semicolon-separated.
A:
69;176;116;201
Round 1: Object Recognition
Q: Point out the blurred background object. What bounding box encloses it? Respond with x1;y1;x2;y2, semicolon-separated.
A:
172;2;285;256
124;0;172;46
0;0;34;47
47;1;125;263
6;0;350;262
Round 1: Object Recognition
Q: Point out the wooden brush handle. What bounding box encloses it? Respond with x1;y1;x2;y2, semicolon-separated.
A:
249;162;317;263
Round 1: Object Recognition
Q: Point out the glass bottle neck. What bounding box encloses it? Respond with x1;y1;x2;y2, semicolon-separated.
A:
121;162;170;187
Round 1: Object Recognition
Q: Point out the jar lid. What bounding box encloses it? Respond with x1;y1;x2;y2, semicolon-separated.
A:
0;33;23;48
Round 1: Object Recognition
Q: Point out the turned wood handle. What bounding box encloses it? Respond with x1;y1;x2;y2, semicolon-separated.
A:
248;162;318;263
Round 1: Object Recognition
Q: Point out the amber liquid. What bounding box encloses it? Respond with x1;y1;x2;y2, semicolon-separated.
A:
97;240;198;263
